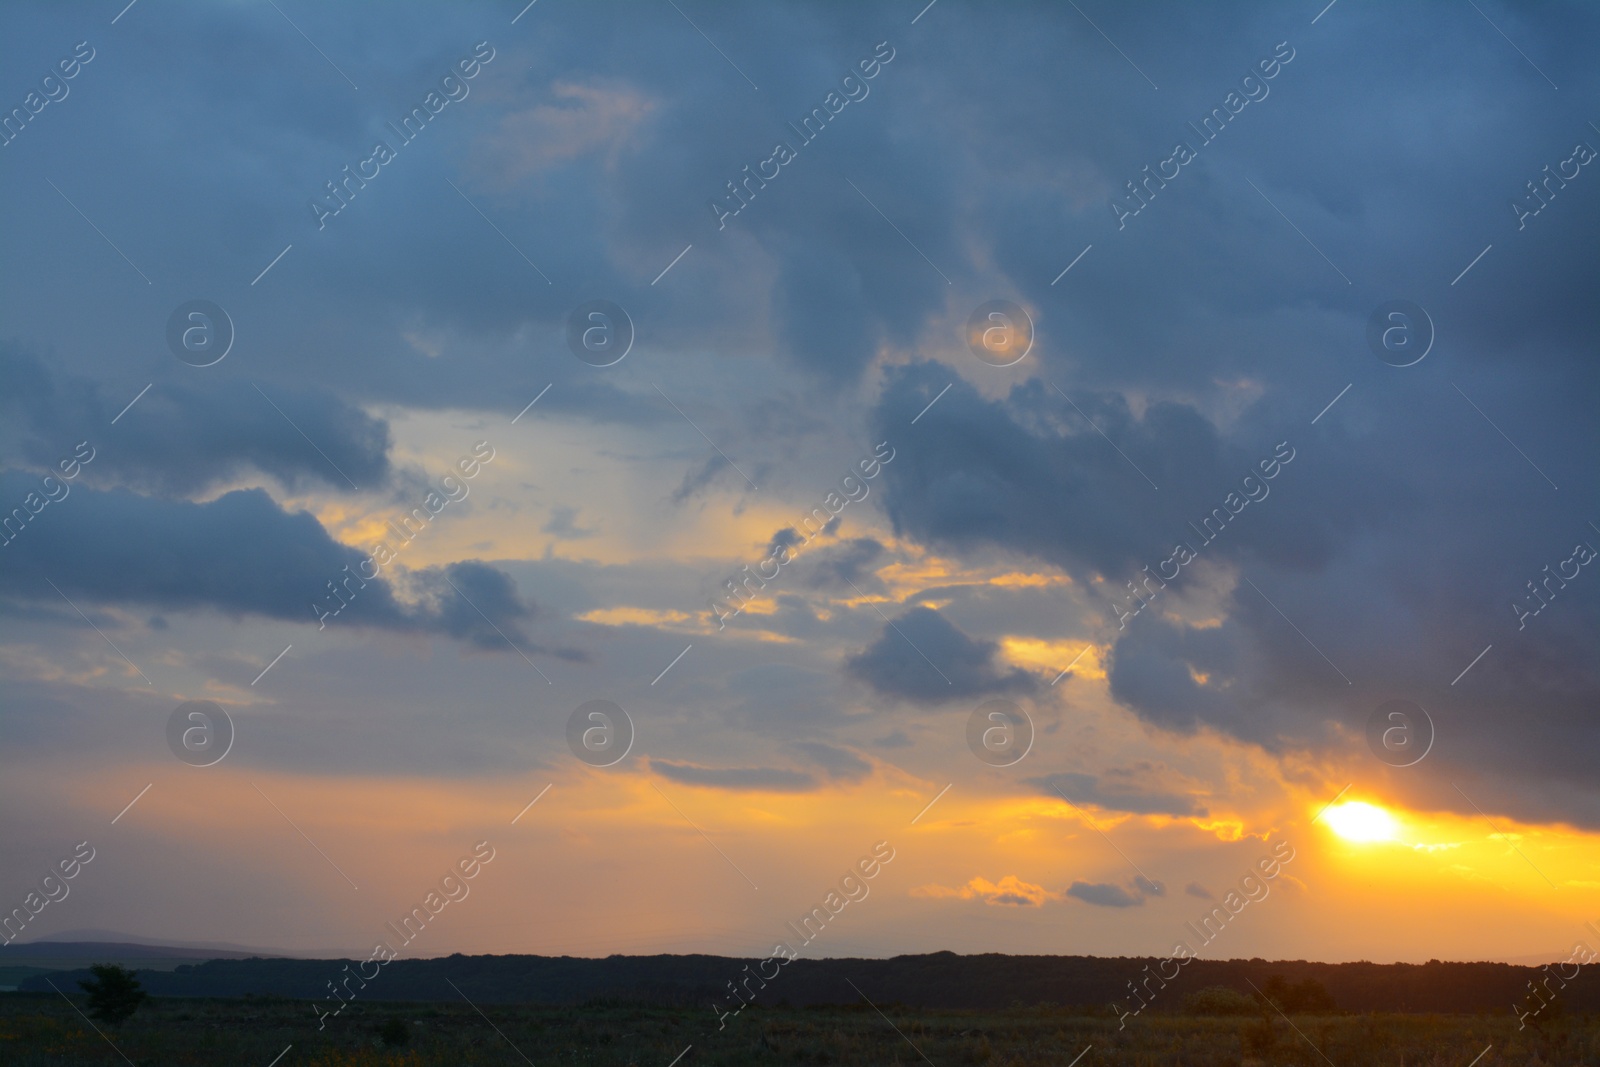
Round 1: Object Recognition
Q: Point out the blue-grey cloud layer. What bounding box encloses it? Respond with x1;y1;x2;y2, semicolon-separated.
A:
0;0;1596;834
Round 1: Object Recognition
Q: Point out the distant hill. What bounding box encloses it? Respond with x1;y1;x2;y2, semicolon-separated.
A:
1;940;277;962
6;929;308;958
0;939;289;988
16;951;1598;1016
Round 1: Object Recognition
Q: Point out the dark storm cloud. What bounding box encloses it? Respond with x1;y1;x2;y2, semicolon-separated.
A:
851;0;1600;831
0;475;397;620
0;349;390;495
879;374;1116;574
0;0;1161;406
4;0;1596;416
412;559;559;654
853;0;1600;830
0;0;1596;834
0;474;542;649
873;355;1600;825
844;606;1037;702
871;364;1373;585
1101;616;1245;737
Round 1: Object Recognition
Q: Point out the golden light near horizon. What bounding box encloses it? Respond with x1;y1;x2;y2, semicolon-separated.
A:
1324;800;1399;843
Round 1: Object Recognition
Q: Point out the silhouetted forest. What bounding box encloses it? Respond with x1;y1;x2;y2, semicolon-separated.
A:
20;950;1600;1015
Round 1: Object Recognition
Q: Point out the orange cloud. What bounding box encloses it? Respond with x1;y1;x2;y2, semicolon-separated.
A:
912;875;1059;907
1000;637;1106;680
471;82;655;188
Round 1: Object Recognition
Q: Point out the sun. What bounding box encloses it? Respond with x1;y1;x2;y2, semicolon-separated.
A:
1324;801;1399;843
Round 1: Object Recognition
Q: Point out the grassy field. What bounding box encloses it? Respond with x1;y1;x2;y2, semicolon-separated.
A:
2;994;1596;1066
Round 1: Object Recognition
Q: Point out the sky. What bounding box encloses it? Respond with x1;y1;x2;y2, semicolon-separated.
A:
1;0;1597;969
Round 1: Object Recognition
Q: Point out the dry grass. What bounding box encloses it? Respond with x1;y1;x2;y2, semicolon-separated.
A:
1;993;1594;1066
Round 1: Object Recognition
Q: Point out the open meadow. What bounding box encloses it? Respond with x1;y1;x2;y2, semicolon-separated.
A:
3;995;1596;1067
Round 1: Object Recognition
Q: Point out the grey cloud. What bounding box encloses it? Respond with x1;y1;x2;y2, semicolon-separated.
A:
0;474;546;651
1105;615;1248;738
1066;881;1144;908
1028;771;1209;818
802;537;885;590
542;506;595;540
770;527;806;553
411;560;567;655
670;454;734;505
873;357;1600;829
1;349;390;496
844;606;1037;703
871;729;912;749
869;364;1316;586
791;741;873;782
649;759;816;793
1;0;1598;838
989;890;1043;907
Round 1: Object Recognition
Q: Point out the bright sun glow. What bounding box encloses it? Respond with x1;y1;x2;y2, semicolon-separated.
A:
1324;801;1399;843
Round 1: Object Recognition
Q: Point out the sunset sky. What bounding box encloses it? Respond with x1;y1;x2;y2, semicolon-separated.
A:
2;0;1597;969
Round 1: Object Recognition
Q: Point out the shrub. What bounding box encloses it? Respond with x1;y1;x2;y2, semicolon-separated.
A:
1242;1017;1276;1055
1256;974;1337;1013
77;964;147;1025
1183;986;1259;1016
379;1017;411;1046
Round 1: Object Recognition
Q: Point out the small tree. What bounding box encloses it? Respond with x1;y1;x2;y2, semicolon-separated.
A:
1256;974;1293;1012
78;964;147;1025
1286;977;1336;1013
